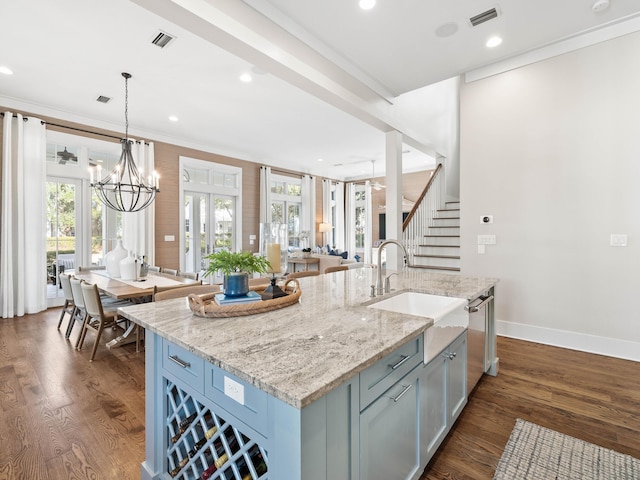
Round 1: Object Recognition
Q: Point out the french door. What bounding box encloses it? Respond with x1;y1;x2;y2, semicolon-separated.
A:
184;192;236;278
46;177;82;306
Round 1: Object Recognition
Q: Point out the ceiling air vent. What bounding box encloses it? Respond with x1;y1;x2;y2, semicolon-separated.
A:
151;30;176;49
469;7;499;27
96;95;111;103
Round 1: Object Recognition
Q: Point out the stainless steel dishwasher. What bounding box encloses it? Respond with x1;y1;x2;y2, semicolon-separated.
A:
465;293;494;394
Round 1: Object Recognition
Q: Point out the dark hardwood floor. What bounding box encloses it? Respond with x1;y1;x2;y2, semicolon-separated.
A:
1;308;638;479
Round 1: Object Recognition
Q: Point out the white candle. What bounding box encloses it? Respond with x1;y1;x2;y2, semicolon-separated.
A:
266;243;281;273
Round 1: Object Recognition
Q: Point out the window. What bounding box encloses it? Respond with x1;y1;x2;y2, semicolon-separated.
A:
180;157;242;277
354;186;367;250
270;174;302;248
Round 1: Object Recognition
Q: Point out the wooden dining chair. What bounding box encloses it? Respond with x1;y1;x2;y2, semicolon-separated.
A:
154;284;221;301
324;265;349;274
79;282;127;361
161;267;178;276
69;277;89;344
57;273;76;334
178;271;198;281
287;270;320;279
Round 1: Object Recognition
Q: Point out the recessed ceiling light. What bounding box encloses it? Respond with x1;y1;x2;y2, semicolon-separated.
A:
0;66;13;75
359;0;375;10
317;158;324;162
486;36;503;48
169;115;179;122
239;73;252;83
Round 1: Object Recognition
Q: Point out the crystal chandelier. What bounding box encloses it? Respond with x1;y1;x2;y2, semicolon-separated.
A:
91;72;159;212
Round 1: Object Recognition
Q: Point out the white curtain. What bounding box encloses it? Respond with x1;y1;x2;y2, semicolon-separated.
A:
322;179;332;247
259;166;272;223
122;140;156;265
334;181;345;250
364;181;373;264
300;174;315;247
1;112;47;317
345;182;356;258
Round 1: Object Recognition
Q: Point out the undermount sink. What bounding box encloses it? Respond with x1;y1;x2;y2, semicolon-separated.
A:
368;292;469;363
368;292;467;321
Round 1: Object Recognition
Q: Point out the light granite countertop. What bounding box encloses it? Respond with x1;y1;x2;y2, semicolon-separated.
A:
118;268;497;409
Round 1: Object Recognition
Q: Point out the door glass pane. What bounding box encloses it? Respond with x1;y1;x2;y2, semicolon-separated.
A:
213;197;234;252
271;202;284;224
184;193;208;274
46;180;76;300
89;148;122;264
288;203;300;248
356;206;366;249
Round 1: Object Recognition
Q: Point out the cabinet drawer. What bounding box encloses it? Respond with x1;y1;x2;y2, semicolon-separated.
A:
204;364;268;436
360;335;423;410
162;339;205;394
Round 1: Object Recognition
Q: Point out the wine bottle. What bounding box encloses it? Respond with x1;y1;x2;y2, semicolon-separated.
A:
168;456;189;478
200;453;228;480
172;411;213;444
188;426;218;458
248;446;267;475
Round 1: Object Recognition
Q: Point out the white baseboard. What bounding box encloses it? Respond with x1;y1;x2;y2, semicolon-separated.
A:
496;319;640;363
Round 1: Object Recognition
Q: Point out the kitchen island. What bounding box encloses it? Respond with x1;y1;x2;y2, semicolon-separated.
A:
119;267;497;480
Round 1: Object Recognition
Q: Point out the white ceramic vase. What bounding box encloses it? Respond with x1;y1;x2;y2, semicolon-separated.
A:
120;251;139;281
105;239;127;278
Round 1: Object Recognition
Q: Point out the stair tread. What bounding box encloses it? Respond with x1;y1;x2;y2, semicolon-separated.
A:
423;235;460;238
437;209;460;212
414;254;460;259
433;217;460;220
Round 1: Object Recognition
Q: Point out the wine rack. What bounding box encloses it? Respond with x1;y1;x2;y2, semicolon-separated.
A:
166;380;268;480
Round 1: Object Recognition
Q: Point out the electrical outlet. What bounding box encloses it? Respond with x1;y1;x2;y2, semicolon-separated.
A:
223;376;245;405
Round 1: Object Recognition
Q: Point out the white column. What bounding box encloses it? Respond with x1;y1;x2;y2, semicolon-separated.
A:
385;130;403;271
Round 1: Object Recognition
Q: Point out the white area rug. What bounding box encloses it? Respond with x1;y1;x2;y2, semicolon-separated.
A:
494;419;640;479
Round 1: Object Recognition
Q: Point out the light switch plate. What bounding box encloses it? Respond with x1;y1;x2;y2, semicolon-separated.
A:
477;234;496;245
164;235;175;242
610;234;627;247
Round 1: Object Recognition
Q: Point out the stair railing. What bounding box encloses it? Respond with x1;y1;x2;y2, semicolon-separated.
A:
402;163;445;265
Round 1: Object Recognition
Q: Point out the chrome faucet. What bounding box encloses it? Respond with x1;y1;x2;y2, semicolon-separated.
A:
375;240;411;295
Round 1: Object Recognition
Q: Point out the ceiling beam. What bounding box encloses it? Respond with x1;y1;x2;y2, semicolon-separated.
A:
131;0;440;158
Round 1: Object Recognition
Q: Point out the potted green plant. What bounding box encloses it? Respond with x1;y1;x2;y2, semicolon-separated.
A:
204;250;271;297
301;247;312;258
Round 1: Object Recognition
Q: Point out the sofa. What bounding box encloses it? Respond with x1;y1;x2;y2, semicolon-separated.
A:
310;253;362;273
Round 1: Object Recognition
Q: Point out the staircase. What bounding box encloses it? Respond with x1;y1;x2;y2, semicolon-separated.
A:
411;201;460;273
401;164;461;273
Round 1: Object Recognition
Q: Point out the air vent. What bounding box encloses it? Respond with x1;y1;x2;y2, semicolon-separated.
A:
151;30;176;49
469;7;498;27
96;95;111;103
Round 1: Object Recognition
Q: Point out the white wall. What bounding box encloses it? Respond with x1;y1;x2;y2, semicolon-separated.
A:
394;76;460;200
460;31;640;361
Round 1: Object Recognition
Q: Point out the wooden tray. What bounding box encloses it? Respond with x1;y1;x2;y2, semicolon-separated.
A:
187;278;301;318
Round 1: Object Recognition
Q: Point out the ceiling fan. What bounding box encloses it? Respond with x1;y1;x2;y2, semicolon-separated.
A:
370;160;386;191
56;146;78;164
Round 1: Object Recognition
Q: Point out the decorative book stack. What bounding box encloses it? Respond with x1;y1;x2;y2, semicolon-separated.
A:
214;290;262;306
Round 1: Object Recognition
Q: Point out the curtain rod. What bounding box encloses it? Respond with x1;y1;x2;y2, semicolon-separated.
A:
263;165;313;179
1;111;149;144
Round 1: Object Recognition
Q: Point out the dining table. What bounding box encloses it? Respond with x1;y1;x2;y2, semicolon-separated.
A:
74;270;200;349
